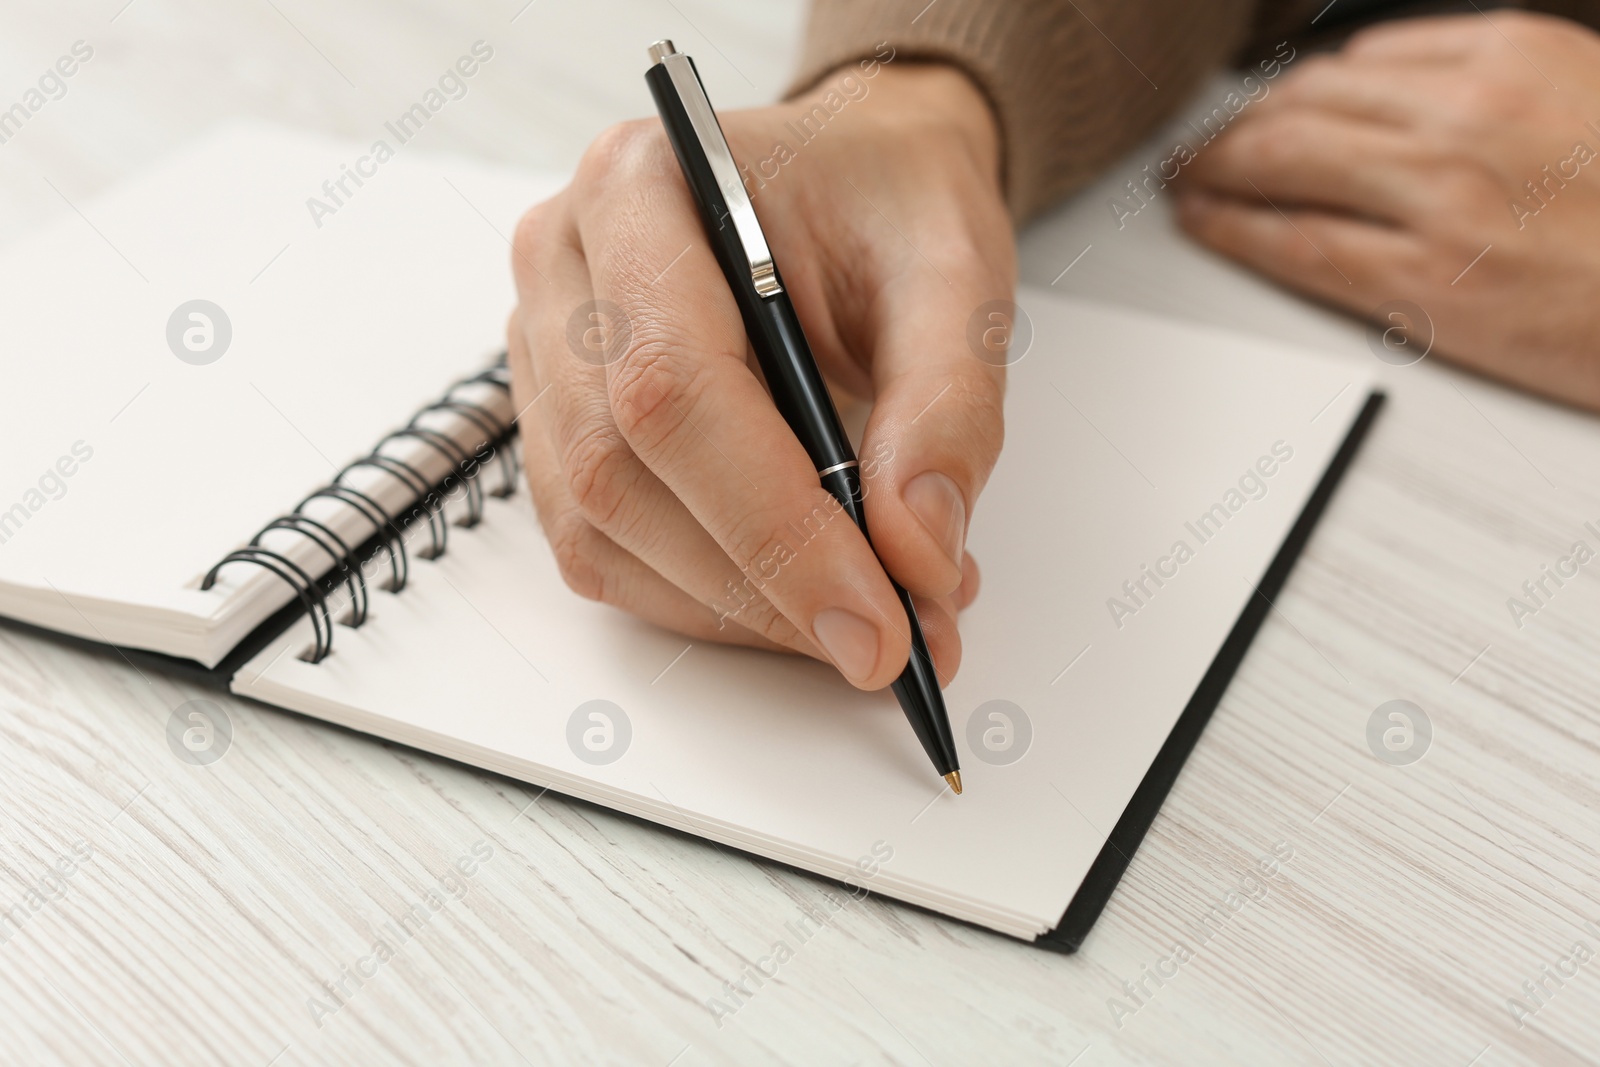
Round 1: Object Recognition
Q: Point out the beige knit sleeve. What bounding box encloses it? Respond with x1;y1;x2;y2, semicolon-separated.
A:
788;0;1258;221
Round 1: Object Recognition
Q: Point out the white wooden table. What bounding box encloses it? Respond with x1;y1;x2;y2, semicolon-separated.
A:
3;2;1599;1064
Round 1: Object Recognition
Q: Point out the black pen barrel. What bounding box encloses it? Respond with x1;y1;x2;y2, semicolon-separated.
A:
648;61;850;471
649;50;960;783
744;297;852;472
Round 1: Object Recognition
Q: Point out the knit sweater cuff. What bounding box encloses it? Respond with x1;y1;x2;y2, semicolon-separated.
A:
787;0;1255;221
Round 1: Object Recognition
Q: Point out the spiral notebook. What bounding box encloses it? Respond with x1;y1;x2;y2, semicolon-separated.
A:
0;125;1379;948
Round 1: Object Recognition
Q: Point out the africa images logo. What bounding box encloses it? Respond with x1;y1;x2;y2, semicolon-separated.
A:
166;300;232;365
1365;700;1431;766
167;699;233;766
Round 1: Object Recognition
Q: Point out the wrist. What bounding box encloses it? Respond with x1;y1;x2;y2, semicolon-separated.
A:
792;61;1004;199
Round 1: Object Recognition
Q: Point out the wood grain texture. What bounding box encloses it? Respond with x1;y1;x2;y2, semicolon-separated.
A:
3;2;1599;1065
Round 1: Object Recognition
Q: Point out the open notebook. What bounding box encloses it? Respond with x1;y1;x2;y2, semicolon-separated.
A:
0;125;1378;948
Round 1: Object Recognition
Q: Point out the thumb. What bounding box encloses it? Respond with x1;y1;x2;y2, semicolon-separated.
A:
860;276;1012;600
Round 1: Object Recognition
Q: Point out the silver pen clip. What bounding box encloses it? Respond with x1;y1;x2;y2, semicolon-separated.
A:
648;39;782;297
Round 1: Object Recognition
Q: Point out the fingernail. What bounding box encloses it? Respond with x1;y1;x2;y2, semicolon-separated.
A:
904;471;966;570
812;608;881;684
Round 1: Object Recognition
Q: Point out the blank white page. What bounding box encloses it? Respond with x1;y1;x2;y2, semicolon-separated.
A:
234;290;1372;937
0;124;561;664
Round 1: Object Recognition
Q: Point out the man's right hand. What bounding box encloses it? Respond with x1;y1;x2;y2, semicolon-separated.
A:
506;60;1014;691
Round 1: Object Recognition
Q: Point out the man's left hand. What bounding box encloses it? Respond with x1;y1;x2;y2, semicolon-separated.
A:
1180;11;1600;410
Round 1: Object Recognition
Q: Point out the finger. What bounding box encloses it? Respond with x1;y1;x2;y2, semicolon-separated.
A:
1186;110;1429;224
912;592;963;685
511;190;567;301
953;551;980;612
1176;192;1426;315
524;200;820;657
572;124;912;691
852;252;1010;601
1340;14;1492;65
1254;55;1432;127
510;320;791;652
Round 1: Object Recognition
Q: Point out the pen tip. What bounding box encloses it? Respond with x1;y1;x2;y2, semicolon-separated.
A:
944;771;963;795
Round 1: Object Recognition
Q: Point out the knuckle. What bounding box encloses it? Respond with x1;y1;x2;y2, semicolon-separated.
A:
926;233;1003;285
575;119;675;196
1449;78;1529;126
1430;160;1497;212
512;200;557;263
546;511;609;603
724;497;837;593
1242;119;1305;172
608;336;699;450
720;510;787;583
1464;84;1507;120
562;423;637;530
714;569;807;646
726;558;822;644
742;598;807;648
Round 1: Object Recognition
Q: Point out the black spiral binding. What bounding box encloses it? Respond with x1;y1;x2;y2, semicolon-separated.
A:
201;360;519;664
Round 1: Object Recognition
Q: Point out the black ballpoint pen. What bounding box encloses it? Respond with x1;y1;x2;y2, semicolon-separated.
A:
644;40;962;794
